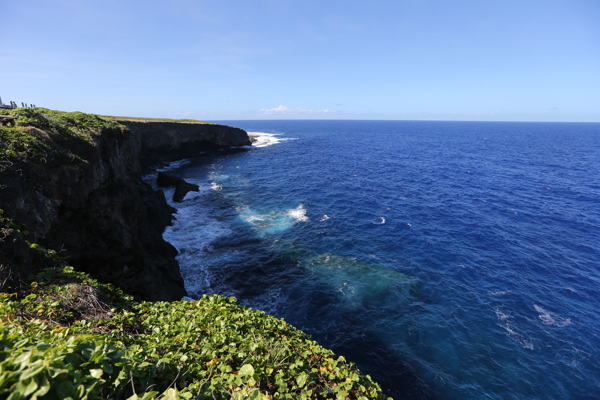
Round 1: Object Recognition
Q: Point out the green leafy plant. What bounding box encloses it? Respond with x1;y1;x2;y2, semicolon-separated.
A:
1;274;392;399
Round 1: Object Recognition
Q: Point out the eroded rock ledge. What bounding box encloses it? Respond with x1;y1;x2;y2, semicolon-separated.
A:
0;116;251;301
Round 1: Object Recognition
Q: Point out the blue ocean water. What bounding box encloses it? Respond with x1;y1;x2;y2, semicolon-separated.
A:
154;120;600;399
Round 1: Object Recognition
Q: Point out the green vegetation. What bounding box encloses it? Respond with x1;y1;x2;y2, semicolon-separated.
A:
3;108;124;140
0;124;51;162
0;108;124;164
0;109;391;399
1;262;389;399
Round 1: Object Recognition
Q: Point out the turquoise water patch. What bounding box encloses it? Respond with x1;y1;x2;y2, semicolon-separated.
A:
307;253;418;309
209;174;230;182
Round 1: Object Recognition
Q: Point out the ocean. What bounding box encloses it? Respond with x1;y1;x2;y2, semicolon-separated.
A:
149;120;600;399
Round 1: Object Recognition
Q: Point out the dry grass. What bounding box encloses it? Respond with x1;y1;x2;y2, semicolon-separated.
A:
62;283;112;320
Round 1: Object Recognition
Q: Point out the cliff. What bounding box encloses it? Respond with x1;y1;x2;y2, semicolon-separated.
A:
120;120;250;170
0;108;251;300
0;109;392;399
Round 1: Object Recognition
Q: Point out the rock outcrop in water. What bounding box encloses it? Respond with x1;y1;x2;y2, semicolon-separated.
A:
156;172;200;202
0;110;251;300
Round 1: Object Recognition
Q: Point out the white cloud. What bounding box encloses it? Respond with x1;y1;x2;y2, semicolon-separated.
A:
258;105;332;114
259;105;310;113
169;111;193;117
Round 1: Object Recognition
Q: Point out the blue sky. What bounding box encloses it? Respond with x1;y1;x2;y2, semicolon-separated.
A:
2;0;599;121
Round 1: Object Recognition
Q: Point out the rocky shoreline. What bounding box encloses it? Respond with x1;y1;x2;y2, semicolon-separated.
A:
0;113;251;301
0;109;394;399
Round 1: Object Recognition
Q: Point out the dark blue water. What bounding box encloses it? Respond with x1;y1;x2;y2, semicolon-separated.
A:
154;120;600;399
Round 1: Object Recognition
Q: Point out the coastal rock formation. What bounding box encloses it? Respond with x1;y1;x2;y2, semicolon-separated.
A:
0;115;251;300
121;121;251;170
157;172;200;202
156;171;183;187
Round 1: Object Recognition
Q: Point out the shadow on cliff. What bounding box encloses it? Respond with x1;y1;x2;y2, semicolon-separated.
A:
1;114;252;301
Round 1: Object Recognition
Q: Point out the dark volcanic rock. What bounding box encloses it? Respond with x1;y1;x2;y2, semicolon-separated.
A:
0;121;251;301
0;127;184;300
121;121;251;172
157;172;183;187
173;179;199;202
157;172;200;202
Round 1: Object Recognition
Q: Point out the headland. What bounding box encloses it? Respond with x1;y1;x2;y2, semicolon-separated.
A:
0;108;391;399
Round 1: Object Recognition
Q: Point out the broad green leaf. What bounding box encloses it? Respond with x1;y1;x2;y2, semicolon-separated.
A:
162;388;179;400
20;364;45;381
101;361;113;374
238;364;254;377
89;369;103;379
296;372;308;387
16;377;38;396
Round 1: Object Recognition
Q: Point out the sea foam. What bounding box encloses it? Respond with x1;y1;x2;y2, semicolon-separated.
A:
238;204;309;235
534;304;572;327
249;132;283;147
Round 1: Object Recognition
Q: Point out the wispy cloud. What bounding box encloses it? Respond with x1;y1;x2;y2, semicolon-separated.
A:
169;111;193;117
258;105;332;114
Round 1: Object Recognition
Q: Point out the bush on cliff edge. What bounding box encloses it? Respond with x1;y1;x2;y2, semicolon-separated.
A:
0;263;390;399
0;107;123;164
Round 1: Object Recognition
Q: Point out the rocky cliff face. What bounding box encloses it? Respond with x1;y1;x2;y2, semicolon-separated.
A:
0;117;250;301
121;121;251;170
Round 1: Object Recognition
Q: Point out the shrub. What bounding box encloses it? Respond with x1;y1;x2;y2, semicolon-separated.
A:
6;108;124;140
1;267;391;399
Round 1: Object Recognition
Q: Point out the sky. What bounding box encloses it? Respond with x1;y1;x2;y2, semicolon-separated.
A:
1;0;599;122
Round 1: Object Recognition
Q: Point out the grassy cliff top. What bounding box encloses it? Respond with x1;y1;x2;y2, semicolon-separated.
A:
0;108;222;164
102;115;216;124
0;107;125;164
3;107;125;134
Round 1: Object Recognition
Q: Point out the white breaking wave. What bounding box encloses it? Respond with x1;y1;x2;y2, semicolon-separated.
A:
249;132;296;148
319;214;330;222
288;204;309;222
239;204;309;235
145;163;236;297
249;132;281;147
373;217;386;224
163;200;234;295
